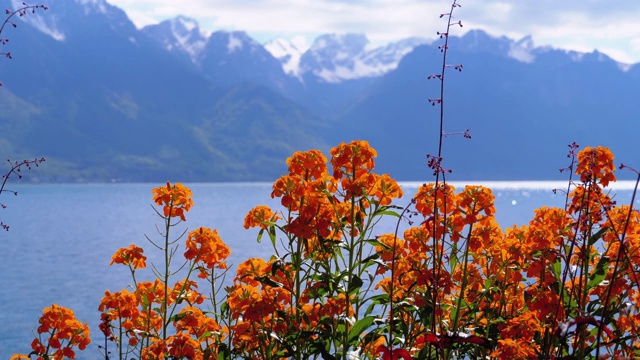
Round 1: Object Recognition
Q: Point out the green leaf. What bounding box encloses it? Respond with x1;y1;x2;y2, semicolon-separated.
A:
449;242;459;270
216;343;230;360
587;256;610;290
168;312;187;323
364;294;389;316
268;225;277;248
257;275;283;288
361;253;380;264
374;205;404;217
551;258;562;282
588;227;610;247
141;293;150;308
348;274;364;294
365;238;390;250
256;228;265;243
373;209;402;218
348;315;375;343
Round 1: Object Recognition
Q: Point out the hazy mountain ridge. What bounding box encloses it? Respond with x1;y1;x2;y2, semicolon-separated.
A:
0;0;638;182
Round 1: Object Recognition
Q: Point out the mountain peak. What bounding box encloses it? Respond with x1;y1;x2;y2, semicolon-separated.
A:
508;35;536;63
142;16;207;62
209;30;262;54
172;15;200;33
297;33;428;83
264;38;304;77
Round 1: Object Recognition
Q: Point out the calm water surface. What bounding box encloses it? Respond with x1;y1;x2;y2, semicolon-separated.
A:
0;182;636;358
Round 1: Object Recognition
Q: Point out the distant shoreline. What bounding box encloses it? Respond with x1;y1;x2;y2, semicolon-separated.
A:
400;180;639;190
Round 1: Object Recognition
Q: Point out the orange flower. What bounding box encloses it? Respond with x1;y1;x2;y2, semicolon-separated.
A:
271;174;304;210
173;306;221;342
227;284;262;320
141;338;169;360
492;312;543;359
413;182;456;218
375;233;407;264
166;333;201;359
285;201;339;245
152;181;194;221
369;173;404;206
170;280;206;305
363;335;387;358
135;279;166;306
234;258;270;286
184;227;230;275
318;293;355;318
98;289;141;327
491;338;537;360
286;149;328;180
31;304;91;359
244;205;280;229
575;146;616;187
226;284;281;322
404;226;432;254
330;140;377;180
567;184;613;231
110;244;147;269
455;185;496;225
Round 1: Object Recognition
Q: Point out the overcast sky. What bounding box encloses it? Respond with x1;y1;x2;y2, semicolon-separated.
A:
107;0;640;64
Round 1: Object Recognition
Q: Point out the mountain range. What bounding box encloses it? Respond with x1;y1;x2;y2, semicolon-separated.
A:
0;0;638;182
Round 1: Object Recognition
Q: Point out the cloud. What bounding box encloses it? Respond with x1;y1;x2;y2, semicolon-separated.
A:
107;0;640;63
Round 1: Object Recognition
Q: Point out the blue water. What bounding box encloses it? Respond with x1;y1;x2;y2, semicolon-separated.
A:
0;182;636;359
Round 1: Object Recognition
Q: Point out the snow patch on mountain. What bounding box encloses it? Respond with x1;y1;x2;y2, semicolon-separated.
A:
142;16;207;62
264;38;304;76
227;33;244;53
297;34;429;83
10;0;65;41
176;16;197;32
508;35;535;63
169;16;206;59
618;63;632;72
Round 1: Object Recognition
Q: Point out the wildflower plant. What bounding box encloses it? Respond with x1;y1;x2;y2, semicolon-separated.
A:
97;181;231;360
11;305;91;360
240;141;405;359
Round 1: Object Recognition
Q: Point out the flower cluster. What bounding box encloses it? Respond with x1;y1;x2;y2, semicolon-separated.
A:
152;181;194;221
370;146;640;359
13;305;91;360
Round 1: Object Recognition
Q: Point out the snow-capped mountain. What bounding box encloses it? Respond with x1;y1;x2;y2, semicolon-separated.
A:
361;37;432;74
264;38;304;77
142;16;207;63
452;29;629;70
293;33;429;83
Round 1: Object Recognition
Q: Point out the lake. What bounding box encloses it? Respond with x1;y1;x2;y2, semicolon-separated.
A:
0;181;637;359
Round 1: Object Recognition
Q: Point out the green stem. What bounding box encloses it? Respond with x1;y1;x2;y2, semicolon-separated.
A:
446;210;475;359
162;204;172;341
